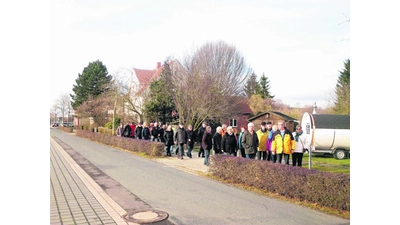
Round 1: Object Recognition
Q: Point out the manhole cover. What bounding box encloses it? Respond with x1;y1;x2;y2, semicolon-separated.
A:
122;209;169;224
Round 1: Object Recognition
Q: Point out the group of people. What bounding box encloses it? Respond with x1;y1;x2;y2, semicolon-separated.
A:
239;120;309;166
116;120;309;167
116;121;164;141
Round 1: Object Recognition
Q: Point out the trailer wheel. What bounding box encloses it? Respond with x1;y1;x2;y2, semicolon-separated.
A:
334;149;346;160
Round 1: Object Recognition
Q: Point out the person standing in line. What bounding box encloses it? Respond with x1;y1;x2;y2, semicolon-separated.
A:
174;123;187;159
129;122;136;139
213;126;223;154
292;125;308;167
241;122;259;159
264;122;273;161
186;125;196;158
116;123;123;137
163;124;174;156
159;124;166;143
267;124;278;162
142;122;151;141
135;122;143;140
221;126;237;156
237;126;246;158
271;120;295;164
202;126;213;166
256;122;268;160
221;124;228;137
123;123;132;138
197;122;207;158
151;122;160;142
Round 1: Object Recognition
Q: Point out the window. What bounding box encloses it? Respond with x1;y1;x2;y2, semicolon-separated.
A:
230;119;237;127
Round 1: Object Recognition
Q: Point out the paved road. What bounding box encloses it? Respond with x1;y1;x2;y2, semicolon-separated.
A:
50;129;350;225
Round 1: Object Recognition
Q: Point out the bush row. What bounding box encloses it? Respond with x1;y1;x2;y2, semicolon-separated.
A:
209;154;350;212
74;130;165;157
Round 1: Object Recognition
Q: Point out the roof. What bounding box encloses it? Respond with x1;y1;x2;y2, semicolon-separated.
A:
134;66;164;94
248;111;297;122
312;114;350;129
231;97;253;115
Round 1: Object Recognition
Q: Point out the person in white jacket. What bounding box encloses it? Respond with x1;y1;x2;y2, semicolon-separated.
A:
292;125;308;167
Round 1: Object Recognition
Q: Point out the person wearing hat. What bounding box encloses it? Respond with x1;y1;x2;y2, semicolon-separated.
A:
256;121;269;160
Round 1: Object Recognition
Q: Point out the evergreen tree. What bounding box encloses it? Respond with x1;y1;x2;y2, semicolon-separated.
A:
70;60;112;110
258;73;275;99
243;73;260;97
144;60;175;123
333;59;350;114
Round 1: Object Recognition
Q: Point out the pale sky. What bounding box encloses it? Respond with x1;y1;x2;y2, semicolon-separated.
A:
50;0;350;109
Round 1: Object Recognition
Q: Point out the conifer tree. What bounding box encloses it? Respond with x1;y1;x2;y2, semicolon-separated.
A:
71;60;112;110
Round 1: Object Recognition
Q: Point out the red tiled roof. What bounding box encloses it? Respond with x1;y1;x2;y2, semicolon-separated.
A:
134;66;164;94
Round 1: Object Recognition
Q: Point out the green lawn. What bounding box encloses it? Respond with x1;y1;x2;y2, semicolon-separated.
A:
301;153;350;174
191;144;350;174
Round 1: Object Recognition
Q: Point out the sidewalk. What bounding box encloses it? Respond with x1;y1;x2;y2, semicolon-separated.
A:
50;132;209;225
50;137;129;225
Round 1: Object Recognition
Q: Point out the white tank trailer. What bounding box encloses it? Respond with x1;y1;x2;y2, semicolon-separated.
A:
301;112;350;159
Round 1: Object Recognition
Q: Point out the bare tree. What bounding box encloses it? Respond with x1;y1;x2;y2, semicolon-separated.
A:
75;95;113;127
50;104;59;124
115;68;149;123
54;93;72;125
171;41;253;130
105;69;132;134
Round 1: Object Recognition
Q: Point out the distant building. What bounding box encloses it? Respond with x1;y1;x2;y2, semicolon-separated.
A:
248;111;297;132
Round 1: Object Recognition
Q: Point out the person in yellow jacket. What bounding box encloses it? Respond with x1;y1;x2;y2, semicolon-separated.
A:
256;122;269;160
271;120;295;164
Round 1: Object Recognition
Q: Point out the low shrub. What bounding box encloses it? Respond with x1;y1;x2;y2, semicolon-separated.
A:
209;154;350;212
98;126;113;135
75;129;164;157
58;126;73;133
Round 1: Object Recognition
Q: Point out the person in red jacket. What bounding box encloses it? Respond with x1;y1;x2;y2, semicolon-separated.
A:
129;122;136;139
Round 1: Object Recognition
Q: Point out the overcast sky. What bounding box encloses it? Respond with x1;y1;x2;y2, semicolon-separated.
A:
50;0;350;109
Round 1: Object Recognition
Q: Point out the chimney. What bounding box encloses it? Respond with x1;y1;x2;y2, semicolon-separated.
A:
156;62;161;69
312;102;317;114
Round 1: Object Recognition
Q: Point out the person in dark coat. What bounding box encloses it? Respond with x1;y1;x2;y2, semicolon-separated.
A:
163;125;174;156
202;126;213;166
222;126;238;156
159;124;166;143
186;125;196;158
174;123;187;159
197;122;207;158
142;122;151;140
213;126;223;154
237;126;246;158
151;122;160;142
135;122;143;139
241;122;259;159
123;123;131;138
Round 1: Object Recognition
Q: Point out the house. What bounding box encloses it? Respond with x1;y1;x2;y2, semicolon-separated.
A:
132;62;164;95
248;111;297;132
222;97;253;130
125;62;166;122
